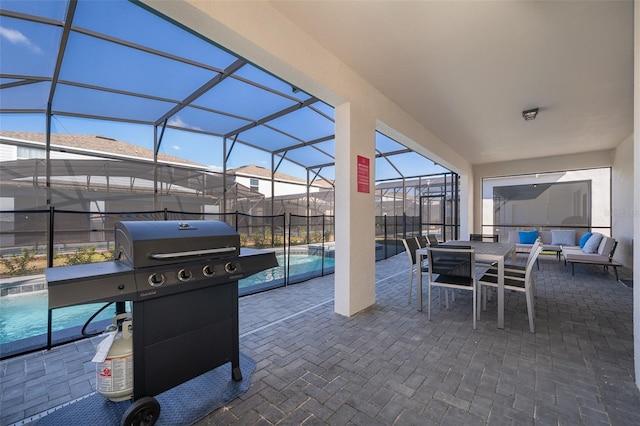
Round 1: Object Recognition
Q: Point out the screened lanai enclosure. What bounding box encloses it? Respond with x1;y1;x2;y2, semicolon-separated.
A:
481;168;612;240
0;0;458;358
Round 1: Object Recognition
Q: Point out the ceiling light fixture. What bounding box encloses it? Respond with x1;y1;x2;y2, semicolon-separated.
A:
522;108;539;121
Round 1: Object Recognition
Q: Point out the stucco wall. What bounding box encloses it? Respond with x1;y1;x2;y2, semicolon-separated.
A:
612;135;634;268
633;0;639;391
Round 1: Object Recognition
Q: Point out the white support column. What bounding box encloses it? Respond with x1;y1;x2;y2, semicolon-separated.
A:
334;102;376;316
459;172;472;239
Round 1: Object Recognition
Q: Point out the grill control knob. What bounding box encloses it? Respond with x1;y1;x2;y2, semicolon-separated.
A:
177;268;192;282
148;273;165;287
224;262;237;274
202;265;216;277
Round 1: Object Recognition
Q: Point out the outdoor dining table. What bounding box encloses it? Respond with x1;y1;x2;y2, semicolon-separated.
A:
416;240;517;329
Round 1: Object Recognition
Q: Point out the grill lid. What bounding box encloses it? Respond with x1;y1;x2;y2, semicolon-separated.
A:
115;220;240;268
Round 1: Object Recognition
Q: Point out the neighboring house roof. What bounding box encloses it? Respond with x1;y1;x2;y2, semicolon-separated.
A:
0;131;266;199
1;132;333;189
229;164;333;188
0;131;203;167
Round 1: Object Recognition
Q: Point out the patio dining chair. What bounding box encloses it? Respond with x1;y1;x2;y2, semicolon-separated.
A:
487;237;542;277
482;237;542;299
402;237;428;303
426;234;439;246
415;235;428;248
478;243;543;333
470;233;500;242
426;246;477;329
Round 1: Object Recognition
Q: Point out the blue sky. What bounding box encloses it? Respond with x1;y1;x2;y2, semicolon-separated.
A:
0;0;449;182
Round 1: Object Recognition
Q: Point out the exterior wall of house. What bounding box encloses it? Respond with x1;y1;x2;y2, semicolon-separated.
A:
612;135;634;269
482;167;612;238
473;151;615;235
0;142;16;160
234;175;319;198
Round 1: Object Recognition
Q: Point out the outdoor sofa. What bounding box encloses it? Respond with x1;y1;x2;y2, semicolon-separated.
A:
561;233;619;280
507;229;584;261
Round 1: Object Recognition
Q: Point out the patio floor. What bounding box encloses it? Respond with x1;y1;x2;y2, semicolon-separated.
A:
1;252;638;425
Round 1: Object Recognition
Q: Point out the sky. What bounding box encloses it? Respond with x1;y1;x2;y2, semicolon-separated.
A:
0;0;449;182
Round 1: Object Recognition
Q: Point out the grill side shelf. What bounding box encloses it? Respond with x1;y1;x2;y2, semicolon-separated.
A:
45;262;137;309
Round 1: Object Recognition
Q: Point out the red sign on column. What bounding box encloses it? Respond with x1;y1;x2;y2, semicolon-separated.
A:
357;155;370;193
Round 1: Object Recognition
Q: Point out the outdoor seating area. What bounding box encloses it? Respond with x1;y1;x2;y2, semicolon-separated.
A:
1;251;637;425
507;229;586;261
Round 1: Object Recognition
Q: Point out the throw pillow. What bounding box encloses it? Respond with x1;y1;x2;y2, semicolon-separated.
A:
579;232;592;248
582;233;603;254
551;230;576;246
518;230;538;244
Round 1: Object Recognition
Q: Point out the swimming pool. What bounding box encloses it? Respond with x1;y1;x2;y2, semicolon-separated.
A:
0;253;335;348
0;292;123;345
239;253;335;288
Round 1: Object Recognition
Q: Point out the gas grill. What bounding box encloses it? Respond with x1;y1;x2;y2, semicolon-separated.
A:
47;220;277;307
45;220;278;424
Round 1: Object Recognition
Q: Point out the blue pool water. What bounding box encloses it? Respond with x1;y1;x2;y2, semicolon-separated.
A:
0;254;334;345
239;253;334;287
0;292;122;345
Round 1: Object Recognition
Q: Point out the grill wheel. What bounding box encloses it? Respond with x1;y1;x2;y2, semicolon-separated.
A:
122;396;160;426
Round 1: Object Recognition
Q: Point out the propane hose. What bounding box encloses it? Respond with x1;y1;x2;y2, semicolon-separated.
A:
81;301;114;337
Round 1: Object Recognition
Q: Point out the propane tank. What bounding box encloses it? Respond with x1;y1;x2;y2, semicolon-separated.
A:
95;313;133;402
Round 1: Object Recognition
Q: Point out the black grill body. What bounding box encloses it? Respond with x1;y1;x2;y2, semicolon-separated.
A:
46;220;278;400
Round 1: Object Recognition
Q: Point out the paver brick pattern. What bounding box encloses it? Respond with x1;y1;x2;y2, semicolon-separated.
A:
1;252;638;425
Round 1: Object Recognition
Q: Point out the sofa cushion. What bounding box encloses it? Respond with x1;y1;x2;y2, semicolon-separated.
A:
562;246;583;256
507;230;519;243
597;236;615;256
519;230;538;244
579;232;592;248
582;233;603;254
564;251;610;263
551;230;576;246
540;231;553;245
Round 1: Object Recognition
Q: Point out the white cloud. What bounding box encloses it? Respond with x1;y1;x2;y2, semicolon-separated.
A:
0;26;43;54
168;116;202;131
172;145;180;151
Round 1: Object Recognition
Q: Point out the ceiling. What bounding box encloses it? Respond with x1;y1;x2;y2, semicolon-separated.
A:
271;1;634;165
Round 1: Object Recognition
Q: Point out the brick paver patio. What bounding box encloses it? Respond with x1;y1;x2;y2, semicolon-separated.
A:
1;252;638;425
